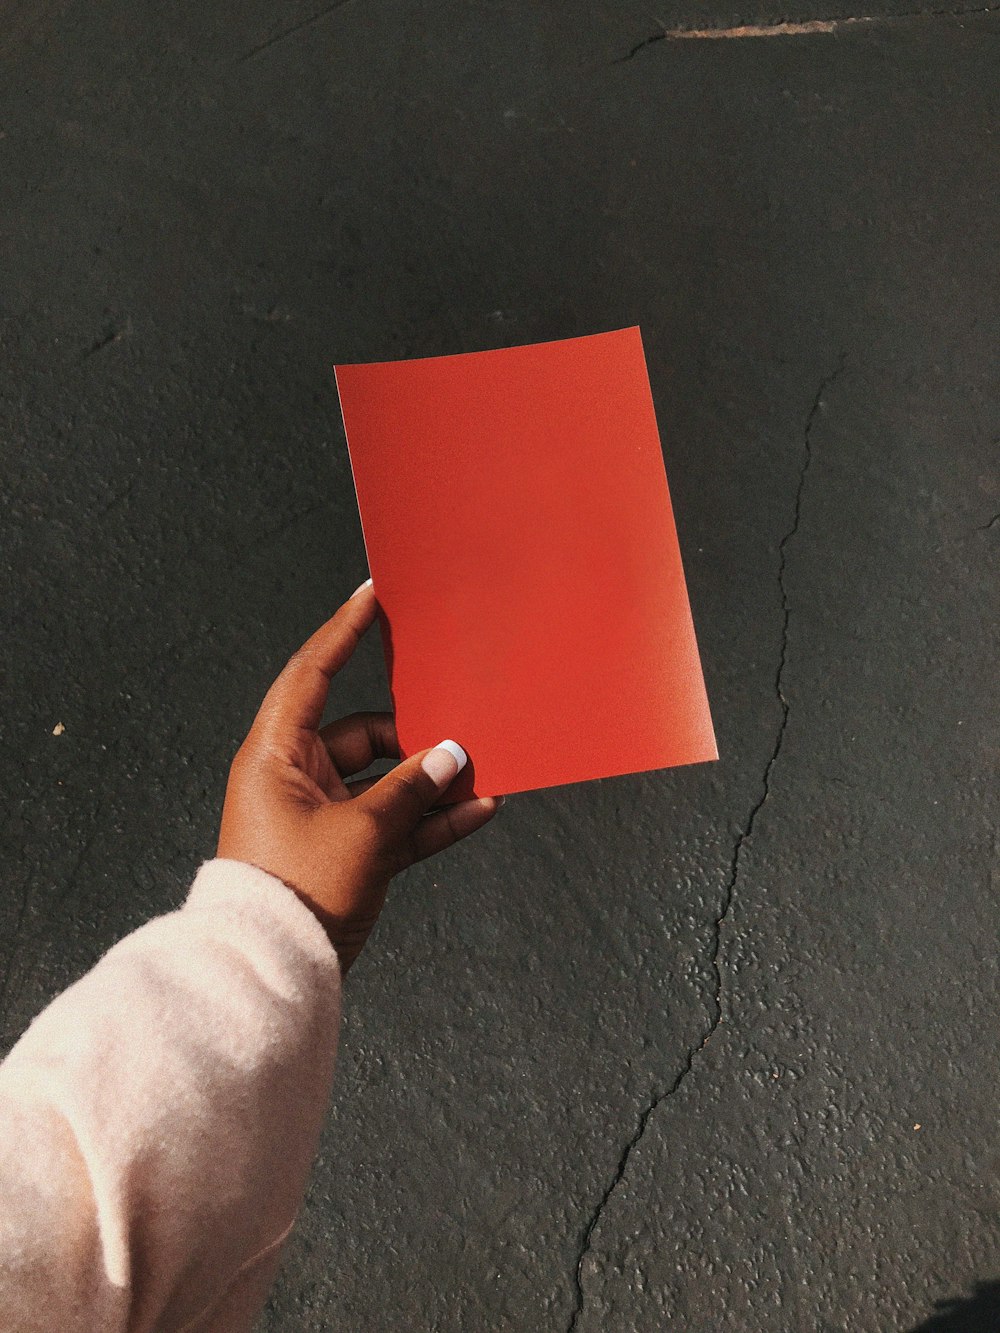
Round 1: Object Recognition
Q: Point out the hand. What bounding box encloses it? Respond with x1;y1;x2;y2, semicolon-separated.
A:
217;580;503;973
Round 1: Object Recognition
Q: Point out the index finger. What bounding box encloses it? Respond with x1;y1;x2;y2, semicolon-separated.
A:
252;581;378;739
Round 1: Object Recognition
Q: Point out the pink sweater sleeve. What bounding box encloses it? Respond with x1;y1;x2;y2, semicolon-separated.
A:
0;857;342;1333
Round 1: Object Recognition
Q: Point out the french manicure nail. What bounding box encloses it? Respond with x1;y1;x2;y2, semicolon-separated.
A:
350;576;373;598
421;739;467;786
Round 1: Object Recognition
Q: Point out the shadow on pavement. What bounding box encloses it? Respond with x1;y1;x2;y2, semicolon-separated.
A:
908;1280;1000;1331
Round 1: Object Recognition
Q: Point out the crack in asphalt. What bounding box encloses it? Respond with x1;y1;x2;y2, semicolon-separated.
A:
564;357;847;1331
612;3;1000;58
235;0;357;63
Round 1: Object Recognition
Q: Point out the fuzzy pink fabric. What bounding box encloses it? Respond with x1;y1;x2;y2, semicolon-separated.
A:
0;858;342;1332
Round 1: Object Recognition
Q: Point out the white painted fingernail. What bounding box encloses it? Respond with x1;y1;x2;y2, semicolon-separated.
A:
421;739;467;786
350;576;373;598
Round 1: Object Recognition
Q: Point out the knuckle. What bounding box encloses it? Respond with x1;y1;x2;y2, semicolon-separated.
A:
229;740;254;773
283;647;312;673
228;740;265;785
394;767;429;803
352;802;387;849
357;801;384;836
358;806;408;876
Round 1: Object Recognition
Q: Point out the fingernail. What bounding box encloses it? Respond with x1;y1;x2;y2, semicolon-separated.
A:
497;795;506;807
350;576;373;598
421;739;467;786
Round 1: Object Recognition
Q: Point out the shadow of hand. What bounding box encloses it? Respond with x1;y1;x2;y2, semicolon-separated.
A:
908;1279;1000;1332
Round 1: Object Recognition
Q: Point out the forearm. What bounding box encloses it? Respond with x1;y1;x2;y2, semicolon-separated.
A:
0;858;341;1333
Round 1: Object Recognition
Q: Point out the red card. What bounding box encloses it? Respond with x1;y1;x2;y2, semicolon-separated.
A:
334;327;717;801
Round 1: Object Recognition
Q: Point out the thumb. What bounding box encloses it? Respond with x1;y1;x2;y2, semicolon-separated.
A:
356;738;468;839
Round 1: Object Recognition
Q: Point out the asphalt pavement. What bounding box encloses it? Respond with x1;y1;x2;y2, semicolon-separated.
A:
2;3;998;1328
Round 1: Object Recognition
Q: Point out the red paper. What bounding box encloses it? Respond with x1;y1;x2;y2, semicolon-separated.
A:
334;326;717;800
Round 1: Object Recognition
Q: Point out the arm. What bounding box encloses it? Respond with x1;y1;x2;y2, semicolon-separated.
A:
0;858;341;1333
0;581;501;1333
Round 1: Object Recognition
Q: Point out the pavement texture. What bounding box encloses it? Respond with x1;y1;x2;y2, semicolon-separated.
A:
2;3;999;1330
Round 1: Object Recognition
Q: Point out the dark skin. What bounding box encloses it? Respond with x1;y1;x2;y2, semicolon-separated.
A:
217;581;502;972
